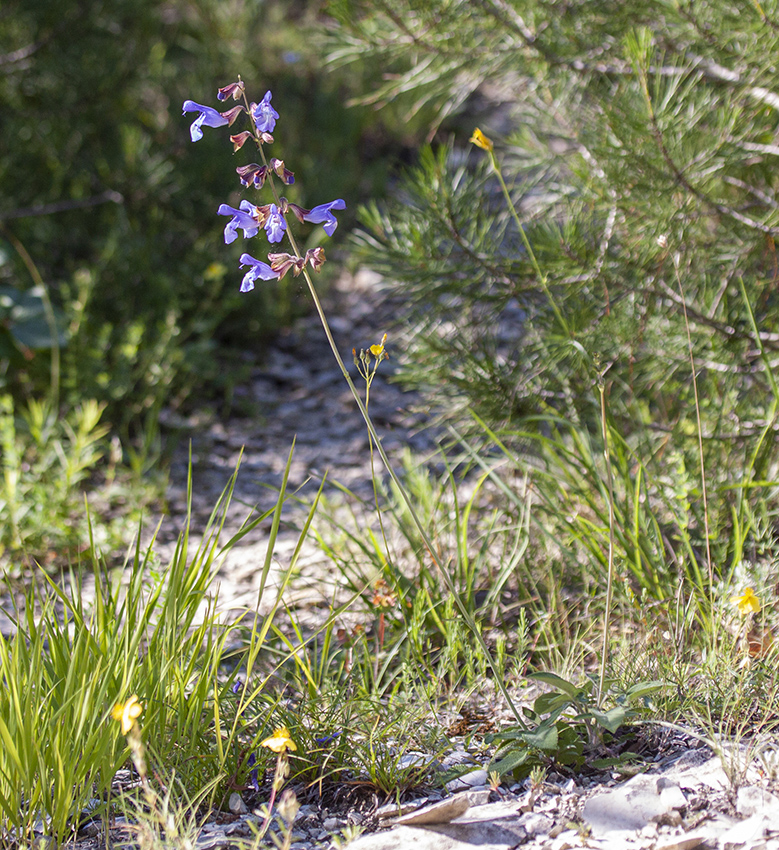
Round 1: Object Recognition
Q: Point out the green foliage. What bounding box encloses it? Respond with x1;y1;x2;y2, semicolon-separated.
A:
0;0;404;434
488;673;663;779
0;394;132;567
0;445;329;842
324;0;779;615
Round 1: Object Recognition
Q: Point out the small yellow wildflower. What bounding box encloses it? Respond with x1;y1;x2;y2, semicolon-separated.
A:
112;694;143;735
260;726;297;754
469;127;494;152
732;587;761;616
369;333;388;358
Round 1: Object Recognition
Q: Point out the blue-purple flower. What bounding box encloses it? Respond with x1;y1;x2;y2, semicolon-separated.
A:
288;199;346;236
218;200;260;244
239;253;279;292
252;91;279;134
304;199;346;235
182;100;229;142
247;752;260;792
264;204;286;243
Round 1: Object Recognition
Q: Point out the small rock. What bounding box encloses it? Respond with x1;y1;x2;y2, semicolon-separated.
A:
518;812;554;836
395;794;471;825
323;817;345;831
445;768;489;792
737;785;779;823
376;800;425;820
399;751;435;770
224;821;251;836
465;789;491;807
228;792;247;815
548;829;582;850
295;804;319;818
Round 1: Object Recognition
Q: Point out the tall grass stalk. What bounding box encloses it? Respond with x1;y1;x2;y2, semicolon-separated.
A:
674;260;714;594
597;370;617;705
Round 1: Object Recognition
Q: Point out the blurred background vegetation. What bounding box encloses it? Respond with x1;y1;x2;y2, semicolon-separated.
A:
0;0;426;566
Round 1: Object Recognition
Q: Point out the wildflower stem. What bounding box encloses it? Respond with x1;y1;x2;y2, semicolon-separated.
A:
364;371;392;580
485;153;570;337
243;100;524;725
294;256;525;726
675;264;714;604
597;374;616;706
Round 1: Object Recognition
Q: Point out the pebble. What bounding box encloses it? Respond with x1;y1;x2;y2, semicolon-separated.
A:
445;768;489;792
228;792;247;814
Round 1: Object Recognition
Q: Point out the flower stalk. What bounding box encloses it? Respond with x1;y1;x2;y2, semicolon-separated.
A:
183;82;527;727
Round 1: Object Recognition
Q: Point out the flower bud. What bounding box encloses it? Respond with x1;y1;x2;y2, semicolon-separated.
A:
270;158;295;185
305;247;326;272
217;80;245;101
230;131;253;152
220;105;245;126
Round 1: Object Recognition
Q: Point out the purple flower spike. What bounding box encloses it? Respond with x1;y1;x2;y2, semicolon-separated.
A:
303;199;346;236
218;200;260;244
252;91;279;134
264;204;287;243
182;100;229;142
239;253;279;292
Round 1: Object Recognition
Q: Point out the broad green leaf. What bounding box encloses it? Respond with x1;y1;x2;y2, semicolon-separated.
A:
534;691;573;717
625;681;664;701
528;672;582;699
490;748;529;776
521;721;558;751
589;705;630;734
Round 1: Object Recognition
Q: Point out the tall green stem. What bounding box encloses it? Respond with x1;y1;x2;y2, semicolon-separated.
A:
597;377;616;706
487;152;570;337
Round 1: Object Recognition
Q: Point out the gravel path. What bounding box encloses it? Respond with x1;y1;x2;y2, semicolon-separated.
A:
151;268;440;621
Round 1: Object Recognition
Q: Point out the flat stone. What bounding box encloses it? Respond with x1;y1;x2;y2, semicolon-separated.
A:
395;794;471;825
664;754;738;792
737;785;779;824
348;801;527;850
582;774;688;837
445;768;489;792
376;800;426;820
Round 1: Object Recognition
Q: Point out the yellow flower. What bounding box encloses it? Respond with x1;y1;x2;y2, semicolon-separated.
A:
732;587;761;616
469;127;494;152
112;694;143;735
260;726;297;754
369;333;388;358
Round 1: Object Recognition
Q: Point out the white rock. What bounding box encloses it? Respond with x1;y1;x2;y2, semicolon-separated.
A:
719;812;769;849
582;774;689;837
737;785;779;824
518;812;553;835
445;768;489;792
395;794;471;825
